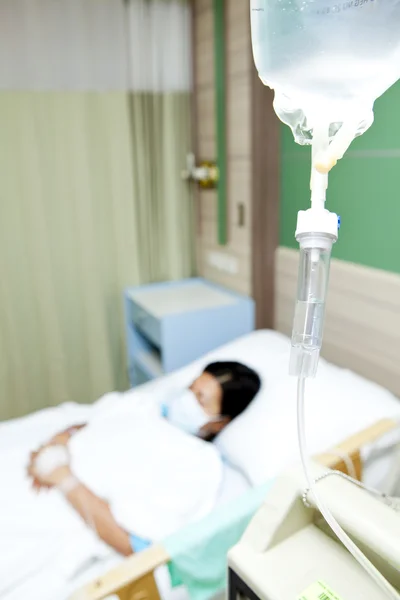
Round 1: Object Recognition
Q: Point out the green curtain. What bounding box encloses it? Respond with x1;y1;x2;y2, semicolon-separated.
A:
0;90;193;420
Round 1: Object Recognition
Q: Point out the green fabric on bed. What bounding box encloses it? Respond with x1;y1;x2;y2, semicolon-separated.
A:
164;480;274;600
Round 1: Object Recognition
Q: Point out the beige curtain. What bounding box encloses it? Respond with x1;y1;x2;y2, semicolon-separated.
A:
126;0;194;281
0;93;141;418
0;0;193;420
129;93;193;281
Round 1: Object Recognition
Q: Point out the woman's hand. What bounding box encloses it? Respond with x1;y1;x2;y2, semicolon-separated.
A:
27;424;85;491
28;450;42;492
28;459;72;489
28;446;71;491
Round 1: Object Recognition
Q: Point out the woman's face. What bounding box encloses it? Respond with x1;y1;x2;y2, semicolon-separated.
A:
190;372;223;418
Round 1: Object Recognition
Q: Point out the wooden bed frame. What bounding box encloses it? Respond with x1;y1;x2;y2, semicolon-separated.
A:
69;418;398;600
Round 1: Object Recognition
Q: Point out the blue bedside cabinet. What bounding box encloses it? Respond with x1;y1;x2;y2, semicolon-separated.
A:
124;278;255;386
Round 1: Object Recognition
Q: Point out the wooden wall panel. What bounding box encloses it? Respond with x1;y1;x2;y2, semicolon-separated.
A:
194;0;212;14
227;73;251;158
193;0;252;296
226;1;251;77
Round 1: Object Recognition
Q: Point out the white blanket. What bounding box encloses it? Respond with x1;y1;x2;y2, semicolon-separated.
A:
70;409;223;540
0;393;223;600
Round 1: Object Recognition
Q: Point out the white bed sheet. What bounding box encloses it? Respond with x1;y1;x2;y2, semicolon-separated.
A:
215;462;250;507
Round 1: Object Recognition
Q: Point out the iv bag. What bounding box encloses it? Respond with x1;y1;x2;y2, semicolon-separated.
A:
251;0;400;145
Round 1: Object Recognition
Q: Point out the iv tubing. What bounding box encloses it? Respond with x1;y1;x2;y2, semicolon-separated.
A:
297;376;400;600
310;123;328;209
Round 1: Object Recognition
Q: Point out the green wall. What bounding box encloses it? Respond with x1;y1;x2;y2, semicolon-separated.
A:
280;82;400;274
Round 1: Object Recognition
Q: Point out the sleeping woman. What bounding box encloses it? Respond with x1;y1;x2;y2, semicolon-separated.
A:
27;362;260;557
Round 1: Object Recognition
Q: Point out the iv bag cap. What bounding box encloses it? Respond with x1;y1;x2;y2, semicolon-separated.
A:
295;208;338;240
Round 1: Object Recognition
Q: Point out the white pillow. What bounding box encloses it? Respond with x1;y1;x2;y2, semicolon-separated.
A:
215;356;400;486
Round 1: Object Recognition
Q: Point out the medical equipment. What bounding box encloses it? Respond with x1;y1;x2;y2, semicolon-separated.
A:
250;1;400;597
250;0;400;377
228;464;400;600
250;0;400;147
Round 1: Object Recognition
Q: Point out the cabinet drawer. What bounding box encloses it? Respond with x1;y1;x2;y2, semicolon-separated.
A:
128;299;161;347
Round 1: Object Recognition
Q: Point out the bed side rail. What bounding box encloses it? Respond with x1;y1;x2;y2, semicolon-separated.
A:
68;544;168;600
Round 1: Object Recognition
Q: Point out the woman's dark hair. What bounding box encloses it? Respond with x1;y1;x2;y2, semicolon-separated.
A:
203;361;261;420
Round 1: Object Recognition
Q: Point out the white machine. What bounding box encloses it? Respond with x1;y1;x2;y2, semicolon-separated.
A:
228;464;400;600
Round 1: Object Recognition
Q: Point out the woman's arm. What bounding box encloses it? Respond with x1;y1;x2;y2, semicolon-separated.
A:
29;464;133;556
49;423;87;445
63;472;133;556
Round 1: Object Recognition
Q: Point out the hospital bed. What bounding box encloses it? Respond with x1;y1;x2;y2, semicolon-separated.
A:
70;418;399;600
1;330;399;600
65;329;400;600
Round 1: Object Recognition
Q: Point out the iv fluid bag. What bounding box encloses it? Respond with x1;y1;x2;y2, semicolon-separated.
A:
251;0;400;144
